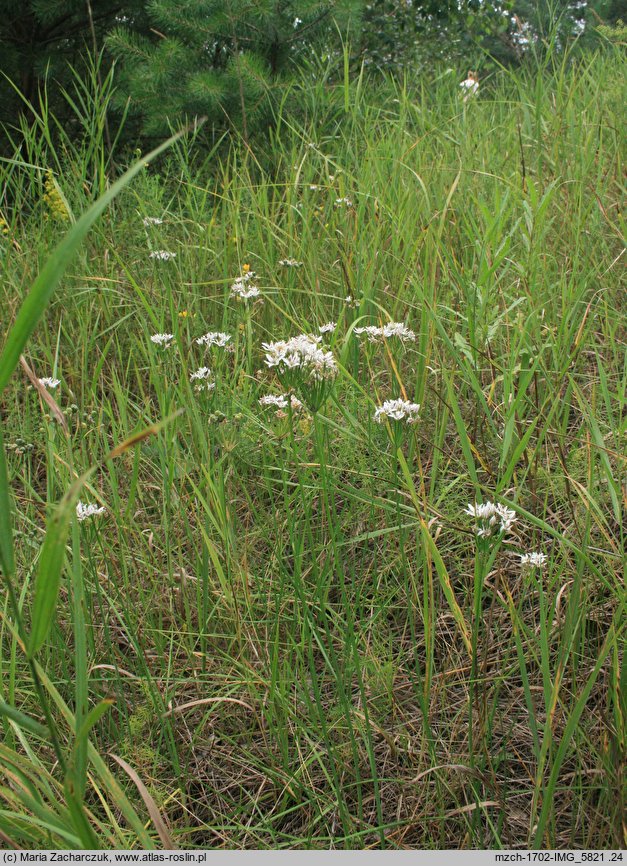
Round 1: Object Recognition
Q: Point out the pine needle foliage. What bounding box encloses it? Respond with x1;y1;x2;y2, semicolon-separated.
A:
0;0;146;130
107;0;363;139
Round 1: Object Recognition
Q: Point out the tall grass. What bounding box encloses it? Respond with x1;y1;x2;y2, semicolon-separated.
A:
0;41;624;849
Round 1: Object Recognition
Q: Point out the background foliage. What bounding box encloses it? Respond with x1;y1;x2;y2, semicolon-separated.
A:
1;0;624;149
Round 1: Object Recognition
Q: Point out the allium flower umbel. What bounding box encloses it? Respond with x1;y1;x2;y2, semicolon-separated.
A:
460;72;479;102
354;322;416;343
230;271;260;301
374;399;421;424
190;367;216;392
39;377;60;389
259;394;303;416
76;501;105;522
150;333;174;348
520;551;547;569
465;501;517;539
149;250;176;261
279;258;303;268
318;322;337;334
196;331;231;348
262;334;337;412
143;216;163;226
374;399;420;446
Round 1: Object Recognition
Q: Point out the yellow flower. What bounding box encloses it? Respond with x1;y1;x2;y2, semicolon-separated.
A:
43;172;69;222
242;263;250;273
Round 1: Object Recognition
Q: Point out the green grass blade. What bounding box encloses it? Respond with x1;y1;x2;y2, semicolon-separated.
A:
532;614;623;847
0;128;189;396
0;700;48;739
28;413;183;656
0;427;16;580
27;473;94;657
75;699;115;748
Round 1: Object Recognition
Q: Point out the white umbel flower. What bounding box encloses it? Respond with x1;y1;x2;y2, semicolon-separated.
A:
190;366;212;381
189;367;215;392
263;334;337;382
263;334;337;411
39;377;60;389
465;501;517;538
149;250;176;260
318;322;337;334
279;258;303;267
335;197;353;208
150;333;174;348
354;322;416;343
142;216;163;226
460;78;479;93
196;331;231;348
230;276;260;300
259;394;303;411
520;551;547;569
76;501;105;522
460;72;479;101
374;399;421;424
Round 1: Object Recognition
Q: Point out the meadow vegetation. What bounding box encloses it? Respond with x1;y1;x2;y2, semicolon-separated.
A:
0;43;625;849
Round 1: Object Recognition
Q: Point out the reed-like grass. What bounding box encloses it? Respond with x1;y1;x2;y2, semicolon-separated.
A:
0;42;624;849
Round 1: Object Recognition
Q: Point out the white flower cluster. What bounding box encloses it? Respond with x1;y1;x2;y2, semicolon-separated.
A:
335;197;353;208
465;501;517;538
39;377;60;389
259;394;303;411
190;367;216;391
318;322;336;334
460;73;479;103
196;331;231;348
344;295;360;308
150;333;174;348
354;322;416;343
374;399;421;424
230;271;260;300
149;250;176;260
76;501;105;522
279;258;303;268
143;216;163;226
263;334;337;383
520;551;547;569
